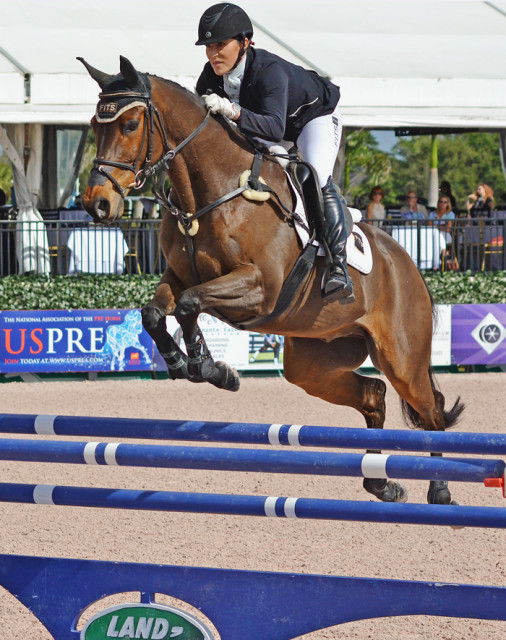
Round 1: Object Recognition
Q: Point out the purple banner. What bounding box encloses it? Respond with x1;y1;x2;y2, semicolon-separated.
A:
451;304;506;365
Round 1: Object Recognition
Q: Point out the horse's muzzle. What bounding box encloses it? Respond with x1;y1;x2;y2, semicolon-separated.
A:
83;194;122;223
81;195;110;223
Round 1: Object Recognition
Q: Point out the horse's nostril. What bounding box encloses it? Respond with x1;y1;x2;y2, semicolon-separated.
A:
93;197;110;220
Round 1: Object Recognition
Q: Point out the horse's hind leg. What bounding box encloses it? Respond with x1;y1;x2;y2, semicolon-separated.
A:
365;322;463;505
283;336;407;503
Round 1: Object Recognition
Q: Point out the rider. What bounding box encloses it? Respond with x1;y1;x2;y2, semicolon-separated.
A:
195;3;354;301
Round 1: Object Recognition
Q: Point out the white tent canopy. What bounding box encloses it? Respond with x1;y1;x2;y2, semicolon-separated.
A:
1;0;506;129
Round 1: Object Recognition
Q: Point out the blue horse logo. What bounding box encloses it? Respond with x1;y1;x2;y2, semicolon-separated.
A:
102;310;151;371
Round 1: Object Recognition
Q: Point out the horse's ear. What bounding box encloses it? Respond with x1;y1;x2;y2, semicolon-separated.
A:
77;57;112;89
119;56;139;89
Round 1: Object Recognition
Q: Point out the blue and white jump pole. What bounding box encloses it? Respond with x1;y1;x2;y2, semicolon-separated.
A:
2;412;506;453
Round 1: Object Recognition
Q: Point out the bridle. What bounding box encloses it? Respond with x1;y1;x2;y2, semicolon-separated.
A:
91;88;210;206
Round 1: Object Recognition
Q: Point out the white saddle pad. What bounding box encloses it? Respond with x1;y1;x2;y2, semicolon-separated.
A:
286;172;373;275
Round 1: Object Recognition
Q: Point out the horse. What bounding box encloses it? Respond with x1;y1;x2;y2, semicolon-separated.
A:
80;56;464;506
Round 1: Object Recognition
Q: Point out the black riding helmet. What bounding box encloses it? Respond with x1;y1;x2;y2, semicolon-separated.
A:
195;3;253;46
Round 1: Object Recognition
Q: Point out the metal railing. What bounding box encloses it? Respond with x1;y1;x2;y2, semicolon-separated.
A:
365;216;505;272
0;212;166;277
0;209;504;276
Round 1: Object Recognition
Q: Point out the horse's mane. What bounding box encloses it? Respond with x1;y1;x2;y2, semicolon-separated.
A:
147;73;256;154
148;73;205;110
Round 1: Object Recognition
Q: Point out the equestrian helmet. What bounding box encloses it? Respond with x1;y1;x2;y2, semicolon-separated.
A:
196;3;253;45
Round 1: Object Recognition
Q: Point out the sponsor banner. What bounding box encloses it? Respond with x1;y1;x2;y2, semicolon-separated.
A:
432;304;452;366
247;333;284;370
153;314;250;371
0;309;155;373
0;302;458;374
452;304;506;365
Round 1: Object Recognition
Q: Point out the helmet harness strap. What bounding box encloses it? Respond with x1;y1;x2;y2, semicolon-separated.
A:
231;34;247;71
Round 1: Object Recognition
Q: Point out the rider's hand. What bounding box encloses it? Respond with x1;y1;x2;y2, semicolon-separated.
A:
204;94;241;120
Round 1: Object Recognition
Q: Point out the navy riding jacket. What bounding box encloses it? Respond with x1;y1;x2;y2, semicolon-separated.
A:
196;47;340;144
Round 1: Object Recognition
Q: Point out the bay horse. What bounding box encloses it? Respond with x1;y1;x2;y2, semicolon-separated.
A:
80;56;464;505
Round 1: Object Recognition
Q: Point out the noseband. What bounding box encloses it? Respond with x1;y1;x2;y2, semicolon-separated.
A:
92;89;210;203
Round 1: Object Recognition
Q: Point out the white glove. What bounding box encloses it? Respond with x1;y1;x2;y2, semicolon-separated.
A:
204;93;240;120
269;145;290;169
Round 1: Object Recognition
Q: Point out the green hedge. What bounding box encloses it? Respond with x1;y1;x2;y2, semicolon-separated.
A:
0;275;159;310
423;271;506;304
0;272;504;310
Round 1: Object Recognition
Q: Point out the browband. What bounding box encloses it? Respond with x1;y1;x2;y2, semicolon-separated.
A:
95;100;147;123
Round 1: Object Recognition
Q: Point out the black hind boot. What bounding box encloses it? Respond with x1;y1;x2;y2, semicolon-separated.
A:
320;177;354;301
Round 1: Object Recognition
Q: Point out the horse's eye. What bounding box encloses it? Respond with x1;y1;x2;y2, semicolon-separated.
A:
124;120;139;134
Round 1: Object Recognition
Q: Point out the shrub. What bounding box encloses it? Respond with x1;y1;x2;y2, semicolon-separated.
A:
0;272;504;311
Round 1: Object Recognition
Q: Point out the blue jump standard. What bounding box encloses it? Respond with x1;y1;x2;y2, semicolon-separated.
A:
0;438;504;482
1;482;506;528
2;555;506;640
2;412;506;454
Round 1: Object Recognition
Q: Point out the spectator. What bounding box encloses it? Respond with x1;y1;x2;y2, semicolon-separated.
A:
400;190;428;220
466;183;494;218
439;180;457;212
428;194;455;243
365;186;385;226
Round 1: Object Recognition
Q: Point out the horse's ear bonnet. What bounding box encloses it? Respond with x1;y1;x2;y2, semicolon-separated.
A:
77;56;151;123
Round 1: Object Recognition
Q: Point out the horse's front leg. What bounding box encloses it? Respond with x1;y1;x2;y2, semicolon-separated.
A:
141;276;191;380
175;265;266;392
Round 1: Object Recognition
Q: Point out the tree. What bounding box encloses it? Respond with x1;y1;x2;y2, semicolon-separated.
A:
78;128;97;193
437;133;506;209
0;157;13;200
389;136;432;204
389;133;506;210
343;129;393;205
344;131;506;209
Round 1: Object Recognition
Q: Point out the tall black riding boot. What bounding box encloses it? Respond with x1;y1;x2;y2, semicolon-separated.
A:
320;177;355;301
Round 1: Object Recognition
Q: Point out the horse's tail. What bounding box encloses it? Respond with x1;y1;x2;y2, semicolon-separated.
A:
400;368;465;430
400;277;465;431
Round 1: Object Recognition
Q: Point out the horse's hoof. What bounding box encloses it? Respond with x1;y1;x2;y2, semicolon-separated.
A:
214;361;240;391
380;480;408;503
427;481;453;505
363;478;408;503
141;304;164;332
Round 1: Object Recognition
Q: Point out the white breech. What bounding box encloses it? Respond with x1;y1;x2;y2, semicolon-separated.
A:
296;105;342;188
